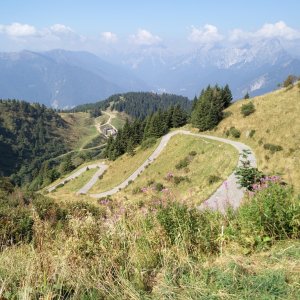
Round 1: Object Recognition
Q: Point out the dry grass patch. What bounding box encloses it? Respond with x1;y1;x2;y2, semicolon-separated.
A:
207;86;300;191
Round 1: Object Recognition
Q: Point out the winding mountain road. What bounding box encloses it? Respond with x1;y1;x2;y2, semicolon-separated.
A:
89;130;256;212
47;163;106;193
49;130;256;212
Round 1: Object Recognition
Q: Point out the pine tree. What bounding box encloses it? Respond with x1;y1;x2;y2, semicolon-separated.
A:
126;138;135;156
172;104;187;128
244;92;250;99
222;84;233;108
191;85;232;131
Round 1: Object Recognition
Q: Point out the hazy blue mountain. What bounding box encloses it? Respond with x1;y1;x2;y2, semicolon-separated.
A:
121;39;300;99
0;40;299;106
0;50;149;107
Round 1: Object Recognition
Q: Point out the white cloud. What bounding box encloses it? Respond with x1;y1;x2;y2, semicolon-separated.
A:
229;21;300;43
0;22;37;37
256;21;300;40
130;29;162;46
49;24;74;35
188;24;223;45
101;31;118;43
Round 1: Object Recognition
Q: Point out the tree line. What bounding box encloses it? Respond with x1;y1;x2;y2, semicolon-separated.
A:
69;92;192;119
104;105;187;160
191;84;232;131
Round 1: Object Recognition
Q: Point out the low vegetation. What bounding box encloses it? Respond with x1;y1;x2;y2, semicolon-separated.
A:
0;176;299;298
241;101;255;117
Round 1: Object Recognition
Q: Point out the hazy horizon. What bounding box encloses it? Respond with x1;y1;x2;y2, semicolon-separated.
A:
1;0;300;57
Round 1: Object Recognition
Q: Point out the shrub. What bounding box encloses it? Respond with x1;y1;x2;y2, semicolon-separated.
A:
175;157;189;170
155;182;164;192
283;75;297;87
241;102;255;117
229;127;241;138
234;184;300;250
223;111;233;119
156;202;221;254
147;179;155;186
32;195;67;225
235;152;264;190
67;201;101;218
244;92;250;99
264;143;283;153
0;177;14;197
173;176;190;185
208;175;221;185
189;150;197;157
0;206;34;248
249;129;256;138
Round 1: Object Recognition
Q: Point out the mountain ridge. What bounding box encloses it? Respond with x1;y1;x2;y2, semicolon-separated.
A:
0;39;300;106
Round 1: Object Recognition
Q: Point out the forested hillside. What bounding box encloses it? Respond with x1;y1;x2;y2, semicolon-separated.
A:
72;92;192;119
0;100;70;187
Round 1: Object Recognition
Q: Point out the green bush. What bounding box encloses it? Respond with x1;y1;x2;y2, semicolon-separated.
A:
208;175;221;185
189;150;197;157
175;157;189;170
0;205;33;247
283;75;297;87
235;150;264;190
229;126;241;138
173;176;190;185
241;102;255;117
233;184;300;250
155;182;164;192
32;195;67;225
264;143;283;153
157;202;221;254
67;201;101;218
249;129;256;138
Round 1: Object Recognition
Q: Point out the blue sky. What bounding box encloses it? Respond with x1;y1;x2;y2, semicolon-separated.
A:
1;0;300;54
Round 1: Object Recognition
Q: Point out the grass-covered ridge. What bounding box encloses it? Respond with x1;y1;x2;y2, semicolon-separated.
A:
209;84;300;191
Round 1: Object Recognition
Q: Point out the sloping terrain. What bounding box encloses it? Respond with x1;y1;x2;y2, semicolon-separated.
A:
0;100;69;185
209;84;300;191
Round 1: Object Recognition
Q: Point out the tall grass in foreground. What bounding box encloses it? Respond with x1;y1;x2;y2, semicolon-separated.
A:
0;183;299;299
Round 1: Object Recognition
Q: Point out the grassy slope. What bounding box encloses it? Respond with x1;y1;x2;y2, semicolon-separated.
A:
119;134;237;205
89;140;160;194
207;85;300;191
59;112;99;150
51;134;237;206
110;111;129;130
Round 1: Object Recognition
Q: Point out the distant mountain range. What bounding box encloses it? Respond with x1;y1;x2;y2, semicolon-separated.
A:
0;39;299;107
120;39;300;99
0;50;148;107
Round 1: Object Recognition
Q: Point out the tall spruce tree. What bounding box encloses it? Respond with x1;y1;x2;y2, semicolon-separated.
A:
191;84;232;131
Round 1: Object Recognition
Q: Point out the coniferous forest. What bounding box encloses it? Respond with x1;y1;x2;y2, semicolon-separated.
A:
0;100;70;188
72;92;192;119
